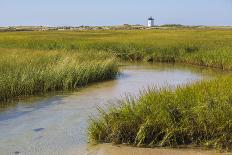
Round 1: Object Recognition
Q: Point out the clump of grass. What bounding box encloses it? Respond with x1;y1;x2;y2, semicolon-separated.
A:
88;77;232;151
0;49;118;103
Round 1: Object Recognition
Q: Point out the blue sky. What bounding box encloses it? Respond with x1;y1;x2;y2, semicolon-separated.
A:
0;0;232;26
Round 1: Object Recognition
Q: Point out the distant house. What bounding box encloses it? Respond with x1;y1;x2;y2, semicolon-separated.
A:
147;17;155;27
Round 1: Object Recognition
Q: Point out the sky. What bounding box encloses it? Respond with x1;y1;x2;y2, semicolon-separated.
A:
0;0;232;26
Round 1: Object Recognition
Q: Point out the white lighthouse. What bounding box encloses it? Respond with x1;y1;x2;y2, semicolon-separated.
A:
147;17;155;27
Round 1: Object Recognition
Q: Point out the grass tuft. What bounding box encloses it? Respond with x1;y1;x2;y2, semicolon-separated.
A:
88;77;232;151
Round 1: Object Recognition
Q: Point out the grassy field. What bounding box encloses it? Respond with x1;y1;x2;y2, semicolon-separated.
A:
0;29;232;69
0;29;232;150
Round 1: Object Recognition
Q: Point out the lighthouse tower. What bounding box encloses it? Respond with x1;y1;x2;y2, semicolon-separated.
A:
147;17;155;27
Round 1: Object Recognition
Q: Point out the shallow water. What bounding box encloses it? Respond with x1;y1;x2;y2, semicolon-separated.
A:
0;63;229;155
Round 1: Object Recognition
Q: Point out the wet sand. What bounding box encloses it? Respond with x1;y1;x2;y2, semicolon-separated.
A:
86;144;232;155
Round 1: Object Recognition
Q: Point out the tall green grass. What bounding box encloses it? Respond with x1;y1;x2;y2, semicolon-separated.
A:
0;30;232;69
88;77;232;151
0;49;118;103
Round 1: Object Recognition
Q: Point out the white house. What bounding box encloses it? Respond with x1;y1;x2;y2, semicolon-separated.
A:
147;17;155;27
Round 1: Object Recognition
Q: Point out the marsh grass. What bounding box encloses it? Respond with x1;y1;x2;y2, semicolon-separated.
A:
0;30;232;69
88;77;232;151
0;49;118;103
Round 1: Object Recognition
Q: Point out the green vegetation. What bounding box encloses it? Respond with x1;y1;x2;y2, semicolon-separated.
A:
88;77;232;151
0;49;117;103
0;29;232;69
0;29;232;150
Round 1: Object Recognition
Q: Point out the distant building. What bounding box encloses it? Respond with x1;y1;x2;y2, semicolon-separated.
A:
147;17;155;27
